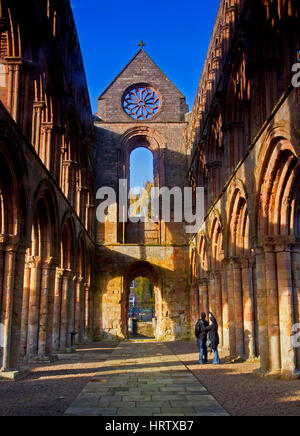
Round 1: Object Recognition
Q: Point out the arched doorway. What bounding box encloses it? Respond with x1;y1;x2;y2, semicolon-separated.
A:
122;261;162;339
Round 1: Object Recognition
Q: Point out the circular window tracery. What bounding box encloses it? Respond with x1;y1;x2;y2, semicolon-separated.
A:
122;85;160;120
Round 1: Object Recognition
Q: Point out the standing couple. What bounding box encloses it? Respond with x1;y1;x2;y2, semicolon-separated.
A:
195;312;220;365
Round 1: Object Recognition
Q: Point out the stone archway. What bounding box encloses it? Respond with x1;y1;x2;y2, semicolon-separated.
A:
122;261;162;339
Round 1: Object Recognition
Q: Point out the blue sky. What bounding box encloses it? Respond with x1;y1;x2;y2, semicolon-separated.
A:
130;148;154;190
71;0;220;188
71;0;220;114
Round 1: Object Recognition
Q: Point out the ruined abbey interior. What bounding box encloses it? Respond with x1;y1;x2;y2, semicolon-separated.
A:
0;0;300;383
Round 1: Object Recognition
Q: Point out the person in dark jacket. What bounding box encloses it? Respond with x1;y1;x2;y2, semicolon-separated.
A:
195;312;209;364
206;312;220;365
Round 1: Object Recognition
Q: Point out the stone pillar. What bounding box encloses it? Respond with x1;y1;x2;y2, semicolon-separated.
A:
20;257;31;358
10;245;27;369
233;261;244;357
38;258;55;357
226;262;236;356
214;273;223;348
75;277;84;344
208;276;215;316
276;245;296;375
59;270;72;351
2;243;25;371
221;268;230;352
264;245;281;373
26;256;41;359
84;283;92;341
52;269;63;351
199;279;209;316
31;101;45;154
190;283;200;327
79;281;86;342
241;258;256;360
255;247;269;372
46;266;56;355
291;245;300;370
67;275;75;350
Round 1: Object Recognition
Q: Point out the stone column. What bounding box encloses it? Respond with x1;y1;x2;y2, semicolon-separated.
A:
52;268;63;351
291;244;300;370
276;245;296;375
214;273;223;348
264;245;281;373
0;245;5;315
40;123;53;170
38;258;55;357
59;270;73;351
85;282;93;341
46;265;56;355
199;279;205;315
241;258;256;360
20;256;31;358
233;260;244;357
199;279;209;316
221;267;230;352
79;281;86;342
255;246;269;372
1;245;18;370
31;101;45;154
75;277;84;344
26;256;41;359
190;283;200;327
208;276;216;316
66;275;76;350
226;262;236;356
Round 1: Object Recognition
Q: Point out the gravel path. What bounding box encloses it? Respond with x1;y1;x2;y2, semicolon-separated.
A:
167;341;300;416
0;342;118;416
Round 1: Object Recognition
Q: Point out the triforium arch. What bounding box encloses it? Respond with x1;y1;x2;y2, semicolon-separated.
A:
119;126;166;244
122;260;162;339
206;105;223;205
256;135;300;374
21;180;59;360
60;108;80;208
224;42;250;174
226;180;257;360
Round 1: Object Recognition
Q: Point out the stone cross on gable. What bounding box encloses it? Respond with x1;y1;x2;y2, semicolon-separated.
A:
138;40;146;49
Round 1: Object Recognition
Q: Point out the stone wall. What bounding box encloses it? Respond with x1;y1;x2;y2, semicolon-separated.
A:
186;0;300;378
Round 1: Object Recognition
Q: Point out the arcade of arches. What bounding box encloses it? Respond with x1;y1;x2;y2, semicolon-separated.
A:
0;0;300;381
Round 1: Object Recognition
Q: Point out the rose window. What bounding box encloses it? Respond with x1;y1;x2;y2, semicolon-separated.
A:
122;85;160;120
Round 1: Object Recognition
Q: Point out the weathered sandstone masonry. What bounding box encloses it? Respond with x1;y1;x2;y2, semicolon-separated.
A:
94;49;191;341
187;0;300;378
0;0;94;377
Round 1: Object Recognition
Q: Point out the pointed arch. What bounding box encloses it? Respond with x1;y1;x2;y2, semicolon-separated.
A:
60;213;76;271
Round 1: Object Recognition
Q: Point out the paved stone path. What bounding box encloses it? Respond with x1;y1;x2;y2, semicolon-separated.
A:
65;340;228;416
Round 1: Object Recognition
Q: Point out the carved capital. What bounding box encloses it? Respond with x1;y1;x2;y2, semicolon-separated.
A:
26;255;41;269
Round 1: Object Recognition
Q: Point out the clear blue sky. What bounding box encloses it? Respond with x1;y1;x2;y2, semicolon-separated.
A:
71;0;220;115
130;148;154;190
